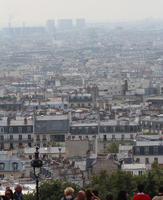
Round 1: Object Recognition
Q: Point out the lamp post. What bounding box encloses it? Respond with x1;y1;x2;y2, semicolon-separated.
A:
58;147;62;160
31;146;43;200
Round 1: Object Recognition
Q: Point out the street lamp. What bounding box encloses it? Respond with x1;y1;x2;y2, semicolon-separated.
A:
58;147;62;160
31;146;43;200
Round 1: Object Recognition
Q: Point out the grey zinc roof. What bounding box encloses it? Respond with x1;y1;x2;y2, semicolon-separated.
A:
0;117;33;126
24;147;65;154
36;115;68;120
69;94;92;102
35;115;69;133
0;154;23;172
71;123;98;127
135;140;163;146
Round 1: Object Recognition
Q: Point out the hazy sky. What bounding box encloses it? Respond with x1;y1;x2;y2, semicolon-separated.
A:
0;0;163;26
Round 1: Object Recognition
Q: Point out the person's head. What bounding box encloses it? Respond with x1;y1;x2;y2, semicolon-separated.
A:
15;184;22;194
64;187;74;197
106;193;113;200
159;186;163;193
85;189;93;200
76;190;86;200
137;184;144;193
117;191;128;200
6;186;10;191
5;189;13;199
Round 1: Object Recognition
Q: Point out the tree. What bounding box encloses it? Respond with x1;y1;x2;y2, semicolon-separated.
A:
144;171;159;198
151;161;159;169
106;141;126;153
151;162;163;186
24;168;163;200
90;168;163;199
24;179;81;200
109;169;135;198
90;170;110;200
91;169;135;199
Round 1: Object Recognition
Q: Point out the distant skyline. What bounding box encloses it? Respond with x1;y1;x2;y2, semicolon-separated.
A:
0;0;163;27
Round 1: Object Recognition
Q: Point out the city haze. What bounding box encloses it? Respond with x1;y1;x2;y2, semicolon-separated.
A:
0;0;163;26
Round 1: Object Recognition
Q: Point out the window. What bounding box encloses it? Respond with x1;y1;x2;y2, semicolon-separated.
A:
19;143;22;147
121;134;125;140
136;147;140;154
92;127;97;134
153;146;158;155
154;157;158;163
144;147;149;155
130;126;133;132
0;144;4;150
36;135;40;141
112;135;115;140
10;143;14;149
0;163;5;170
10;135;13;140
50;135;65;142
138;171;143;176
0;135;4;141
136;158;140;163
0;174;4;179
130;134;133;139
104;143;106;150
85;127;89;133
89;143;93;151
145;157;149;164
28;135;31;140
0;128;4;133
18;127;22;133
27;126;31;133
19;135;22;140
9;127;13;133
43;135;47;141
79;136;82;140
28;143;31;147
103;135;107;141
36;143;40;147
128;171;133;175
12;162;18;171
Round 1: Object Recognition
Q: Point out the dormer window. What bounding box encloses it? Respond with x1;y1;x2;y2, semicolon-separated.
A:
0;163;5;170
18;127;22;133
153;146;158;154
9;127;13;133
0;135;4;141
0;128;4;133
136;147;140;154
144;147;149;155
12;162;18;171
27;126;31;133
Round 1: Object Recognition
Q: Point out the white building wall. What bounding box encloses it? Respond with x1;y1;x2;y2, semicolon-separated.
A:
71;132;136;141
134;155;163;164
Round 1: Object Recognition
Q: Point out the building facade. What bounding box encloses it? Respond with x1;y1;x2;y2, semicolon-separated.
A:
133;141;163;166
